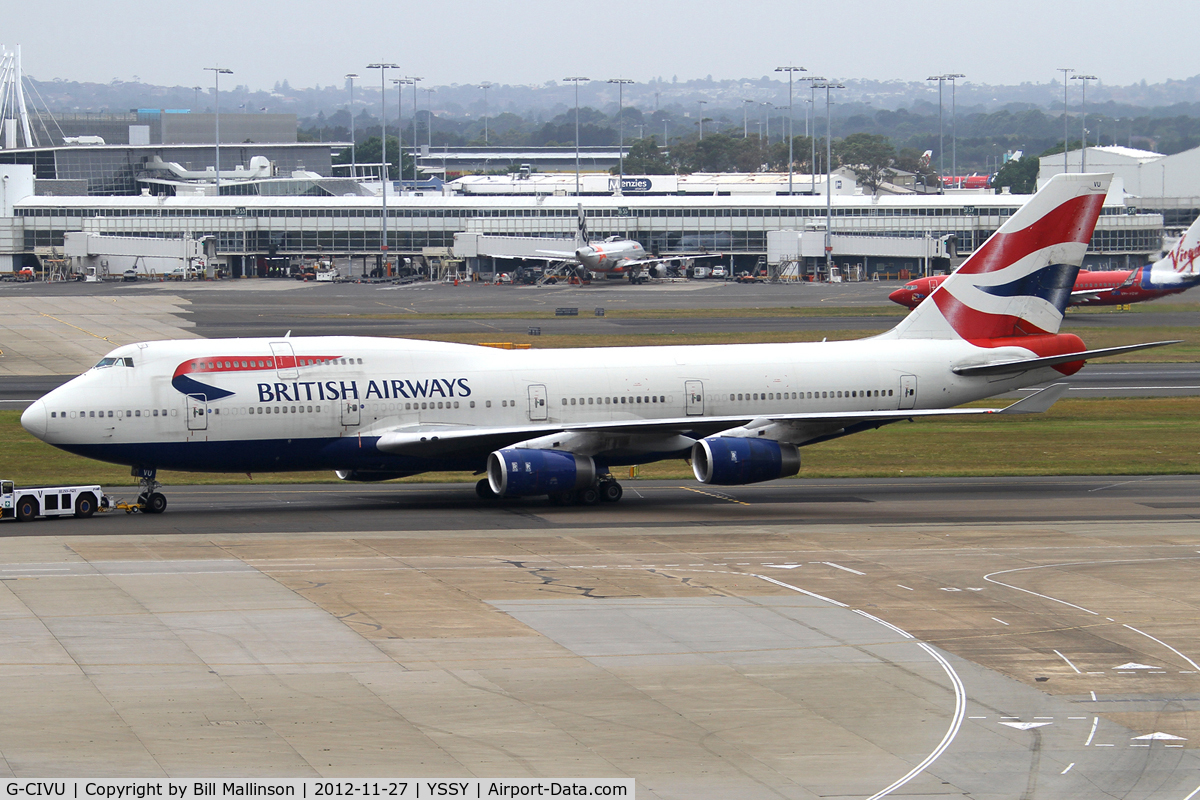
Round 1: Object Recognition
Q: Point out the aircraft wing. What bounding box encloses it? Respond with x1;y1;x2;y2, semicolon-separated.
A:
487;252;577;262
374;385;1068;461
1069;288;1104;303
623;253;725;267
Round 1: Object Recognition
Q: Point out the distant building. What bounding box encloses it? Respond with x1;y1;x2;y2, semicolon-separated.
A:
1039;144;1200;227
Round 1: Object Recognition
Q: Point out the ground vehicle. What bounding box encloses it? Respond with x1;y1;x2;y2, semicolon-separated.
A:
123;269;139;282
711;266;727;279
0;479;105;521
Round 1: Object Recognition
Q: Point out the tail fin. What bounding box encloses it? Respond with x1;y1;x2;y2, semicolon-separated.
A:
887;172;1111;343
1160;214;1200;277
576;203;590;247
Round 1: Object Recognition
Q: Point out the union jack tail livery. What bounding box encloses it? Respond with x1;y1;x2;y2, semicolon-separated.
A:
888;173;1111;345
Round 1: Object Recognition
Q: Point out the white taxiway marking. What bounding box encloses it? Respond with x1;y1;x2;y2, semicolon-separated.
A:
1123;625;1200;671
1061;763;1074;774
1090;691;1098;702
754;574;965;800
993;618;1009;625
1133;732;1187;741
1054;650;1082;673
1085;717;1099;746
820;562;865;575
897;584;913;591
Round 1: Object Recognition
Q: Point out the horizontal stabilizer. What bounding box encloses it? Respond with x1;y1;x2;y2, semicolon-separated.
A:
953;341;1180;377
999;383;1070;414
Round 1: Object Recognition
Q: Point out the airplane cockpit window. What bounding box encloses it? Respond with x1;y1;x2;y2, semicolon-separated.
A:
93;357;135;369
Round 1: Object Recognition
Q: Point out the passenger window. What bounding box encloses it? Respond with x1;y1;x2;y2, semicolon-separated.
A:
470;401;475;408
153;409;159;417
486;400;492;408
135;410;141;417
51;412;56;418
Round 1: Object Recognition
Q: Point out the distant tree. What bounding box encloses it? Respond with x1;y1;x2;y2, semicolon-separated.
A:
993;153;1039;194
838;132;896;194
616;136;672;174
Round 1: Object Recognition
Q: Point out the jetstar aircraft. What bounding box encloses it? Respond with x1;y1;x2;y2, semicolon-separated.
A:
20;174;1175;514
520;206;721;283
889;215;1200;310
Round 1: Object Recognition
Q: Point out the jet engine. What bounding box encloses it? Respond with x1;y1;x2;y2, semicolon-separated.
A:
487;449;597;497
691;437;800;486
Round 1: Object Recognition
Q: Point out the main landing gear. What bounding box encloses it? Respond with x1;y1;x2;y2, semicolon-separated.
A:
475;476;624;506
548;476;623;506
133;468;168;514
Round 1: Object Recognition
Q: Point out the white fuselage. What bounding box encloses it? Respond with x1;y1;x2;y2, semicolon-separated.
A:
21;335;1058;476
575;240;646;273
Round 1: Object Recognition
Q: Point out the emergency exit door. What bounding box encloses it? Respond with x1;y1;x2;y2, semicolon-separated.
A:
684;380;704;415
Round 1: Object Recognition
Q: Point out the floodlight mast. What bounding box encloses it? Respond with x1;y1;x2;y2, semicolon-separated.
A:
367;62;398;264
802;76;826;195
564;77;590;196
608;78;633;194
1058;68;1074;173
1072;73;1097;171
345;73;359;178
775;65;806;195
204;67;233;192
814;81;845;279
945;73;964;184
480;82;493;144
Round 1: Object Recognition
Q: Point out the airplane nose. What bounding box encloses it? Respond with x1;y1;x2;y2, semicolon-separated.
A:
21;399;48;440
887;288;910;307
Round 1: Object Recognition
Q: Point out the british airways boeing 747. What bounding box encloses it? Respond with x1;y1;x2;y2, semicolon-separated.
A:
20;174;1173;513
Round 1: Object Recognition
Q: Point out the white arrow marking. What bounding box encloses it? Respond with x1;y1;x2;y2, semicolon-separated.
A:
1113;662;1159;670
1132;732;1187;740
764;564;802;569
1000;721;1052;730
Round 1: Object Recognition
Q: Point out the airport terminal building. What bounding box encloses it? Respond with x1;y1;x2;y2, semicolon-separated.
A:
3;180;1162;278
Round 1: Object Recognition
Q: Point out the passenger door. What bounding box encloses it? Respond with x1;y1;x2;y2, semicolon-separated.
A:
528;384;548;421
270;341;298;379
685;380;704;415
186;395;208;430
899;375;917;410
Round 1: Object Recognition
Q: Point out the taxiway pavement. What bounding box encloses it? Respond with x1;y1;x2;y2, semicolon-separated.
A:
1;476;1198;796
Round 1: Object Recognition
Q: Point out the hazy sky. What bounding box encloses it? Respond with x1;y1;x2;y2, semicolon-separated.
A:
9;0;1200;92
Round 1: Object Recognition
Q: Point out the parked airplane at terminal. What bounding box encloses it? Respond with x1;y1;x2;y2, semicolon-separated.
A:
889;215;1200;310
21;174;1174;513
521;207;721;283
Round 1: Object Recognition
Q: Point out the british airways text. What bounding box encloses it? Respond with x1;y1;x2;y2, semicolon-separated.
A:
256;378;471;403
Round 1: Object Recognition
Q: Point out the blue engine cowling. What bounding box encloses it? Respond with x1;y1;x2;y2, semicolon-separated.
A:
487;449;597;497
691;437;801;485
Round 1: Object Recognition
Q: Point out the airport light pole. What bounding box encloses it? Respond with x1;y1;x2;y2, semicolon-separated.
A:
926;74;947;191
742;99;754;138
775;65;806;195
945;73;964;185
1058;68;1073;173
367;62;398;264
409;77;423;186
345;73;358;178
803;76;826;195
564;77;589;196
608;78;633;192
1072;73;1097;171
480;81;492;144
394;78;414;183
204;67;232;193
392;78;406;189
698;100;707;140
423;87;437;149
815;82;845;279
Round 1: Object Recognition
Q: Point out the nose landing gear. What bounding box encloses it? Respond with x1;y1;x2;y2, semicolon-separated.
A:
133;468;168;514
